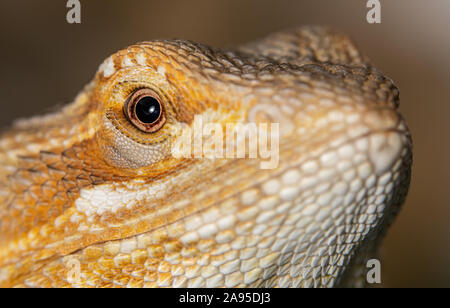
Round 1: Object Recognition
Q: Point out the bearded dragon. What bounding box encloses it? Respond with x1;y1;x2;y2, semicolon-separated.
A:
0;26;412;287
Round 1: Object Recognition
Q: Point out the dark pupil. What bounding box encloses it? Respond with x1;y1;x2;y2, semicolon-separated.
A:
135;96;161;124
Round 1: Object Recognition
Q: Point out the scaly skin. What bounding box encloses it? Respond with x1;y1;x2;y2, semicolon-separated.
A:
0;26;411;287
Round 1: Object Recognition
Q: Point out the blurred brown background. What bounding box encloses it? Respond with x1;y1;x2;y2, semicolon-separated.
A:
0;0;449;287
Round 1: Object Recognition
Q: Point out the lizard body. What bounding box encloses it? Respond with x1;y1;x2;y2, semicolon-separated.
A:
0;26;412;288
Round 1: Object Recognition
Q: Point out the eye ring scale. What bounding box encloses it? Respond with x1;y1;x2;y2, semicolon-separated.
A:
124;88;166;133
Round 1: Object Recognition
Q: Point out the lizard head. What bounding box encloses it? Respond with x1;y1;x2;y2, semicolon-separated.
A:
0;27;412;287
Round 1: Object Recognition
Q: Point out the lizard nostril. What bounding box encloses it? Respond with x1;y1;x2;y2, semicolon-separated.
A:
247;103;294;135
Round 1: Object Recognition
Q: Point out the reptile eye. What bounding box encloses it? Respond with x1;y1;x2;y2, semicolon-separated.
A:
124;88;165;132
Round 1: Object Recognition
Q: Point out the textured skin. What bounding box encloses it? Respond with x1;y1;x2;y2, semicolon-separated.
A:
0;26;412;288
